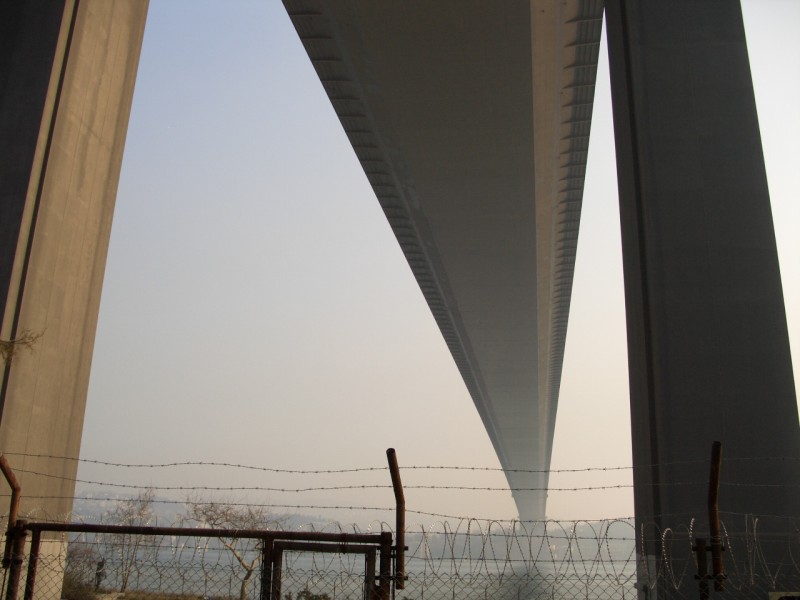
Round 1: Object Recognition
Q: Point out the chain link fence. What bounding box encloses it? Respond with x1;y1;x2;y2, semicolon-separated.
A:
3;515;798;600
5;537;266;600
2;524;392;600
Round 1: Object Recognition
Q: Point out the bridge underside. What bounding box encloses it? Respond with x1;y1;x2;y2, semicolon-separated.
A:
284;0;604;521
285;0;800;531
1;0;796;556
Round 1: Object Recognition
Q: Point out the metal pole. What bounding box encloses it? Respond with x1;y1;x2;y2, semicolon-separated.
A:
365;547;376;600
22;529;40;600
378;531;392;600
260;539;272;600
0;455;21;569
693;537;709;600
271;548;283;600
5;520;27;600
707;441;724;591
386;448;405;590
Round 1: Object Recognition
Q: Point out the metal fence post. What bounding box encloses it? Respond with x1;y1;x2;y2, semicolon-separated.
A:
386;449;405;590
0;455;22;573
5;520;27;600
694;537;709;600
708;441;725;591
22;529;40;600
260;539;273;600
271;547;283;600
365;547;376;600
378;531;392;600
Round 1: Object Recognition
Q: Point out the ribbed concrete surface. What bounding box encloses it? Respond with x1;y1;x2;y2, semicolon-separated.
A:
0;0;149;520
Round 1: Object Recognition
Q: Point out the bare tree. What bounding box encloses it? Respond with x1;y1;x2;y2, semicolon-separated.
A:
185;497;285;600
63;538;102;600
103;488;155;591
0;329;42;364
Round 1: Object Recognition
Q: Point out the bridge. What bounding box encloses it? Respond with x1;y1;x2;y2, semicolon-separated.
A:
1;0;798;589
281;0;605;521
278;0;800;527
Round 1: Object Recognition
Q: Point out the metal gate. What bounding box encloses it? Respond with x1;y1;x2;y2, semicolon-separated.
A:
4;521;396;600
1;450;407;600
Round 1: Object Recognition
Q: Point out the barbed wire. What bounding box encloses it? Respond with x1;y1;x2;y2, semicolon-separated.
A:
11;467;798;493
5;495;632;524
3;451;797;474
1;506;639;539
6;495;800;533
2;491;624;523
10;467;635;492
1;467;657;492
14;513;800;600
3;452;798;530
2;491;796;531
3;451;798;600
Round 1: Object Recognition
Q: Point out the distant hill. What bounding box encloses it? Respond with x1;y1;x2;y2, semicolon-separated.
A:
71;488;335;531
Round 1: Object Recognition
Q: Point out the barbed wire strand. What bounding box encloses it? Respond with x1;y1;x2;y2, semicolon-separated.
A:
2;494;647;524
7;495;800;528
3;452;797;475
15;467;761;492
11;468;798;493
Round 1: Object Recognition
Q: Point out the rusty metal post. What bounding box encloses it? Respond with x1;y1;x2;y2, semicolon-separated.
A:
693;537;709;600
378;531;392;600
271;547;283;600
0;455;22;569
22;529;40;600
5;520;27;600
259;539;272;600
365;547;376;600
386;448;405;589
707;441;725;591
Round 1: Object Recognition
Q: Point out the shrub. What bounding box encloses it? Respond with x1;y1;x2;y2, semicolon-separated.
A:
61;572;96;600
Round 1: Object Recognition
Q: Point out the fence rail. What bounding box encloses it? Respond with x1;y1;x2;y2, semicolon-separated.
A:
4;520;394;600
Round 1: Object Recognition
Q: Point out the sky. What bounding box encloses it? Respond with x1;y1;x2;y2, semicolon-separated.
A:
78;1;799;526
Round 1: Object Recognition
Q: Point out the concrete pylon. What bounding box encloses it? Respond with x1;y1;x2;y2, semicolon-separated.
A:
606;0;800;594
0;0;148;520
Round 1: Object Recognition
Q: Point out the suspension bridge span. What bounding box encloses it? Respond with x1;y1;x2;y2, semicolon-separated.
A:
0;5;797;591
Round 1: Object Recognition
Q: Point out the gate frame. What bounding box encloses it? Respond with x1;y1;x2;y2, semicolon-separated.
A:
2;449;406;600
15;521;393;600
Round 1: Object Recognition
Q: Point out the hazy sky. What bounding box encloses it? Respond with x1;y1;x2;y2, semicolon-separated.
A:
79;1;798;525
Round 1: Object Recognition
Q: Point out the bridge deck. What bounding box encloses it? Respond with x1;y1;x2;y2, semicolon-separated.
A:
284;0;603;520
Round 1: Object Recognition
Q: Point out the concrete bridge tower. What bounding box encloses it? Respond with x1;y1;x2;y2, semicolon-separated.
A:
0;0;148;518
